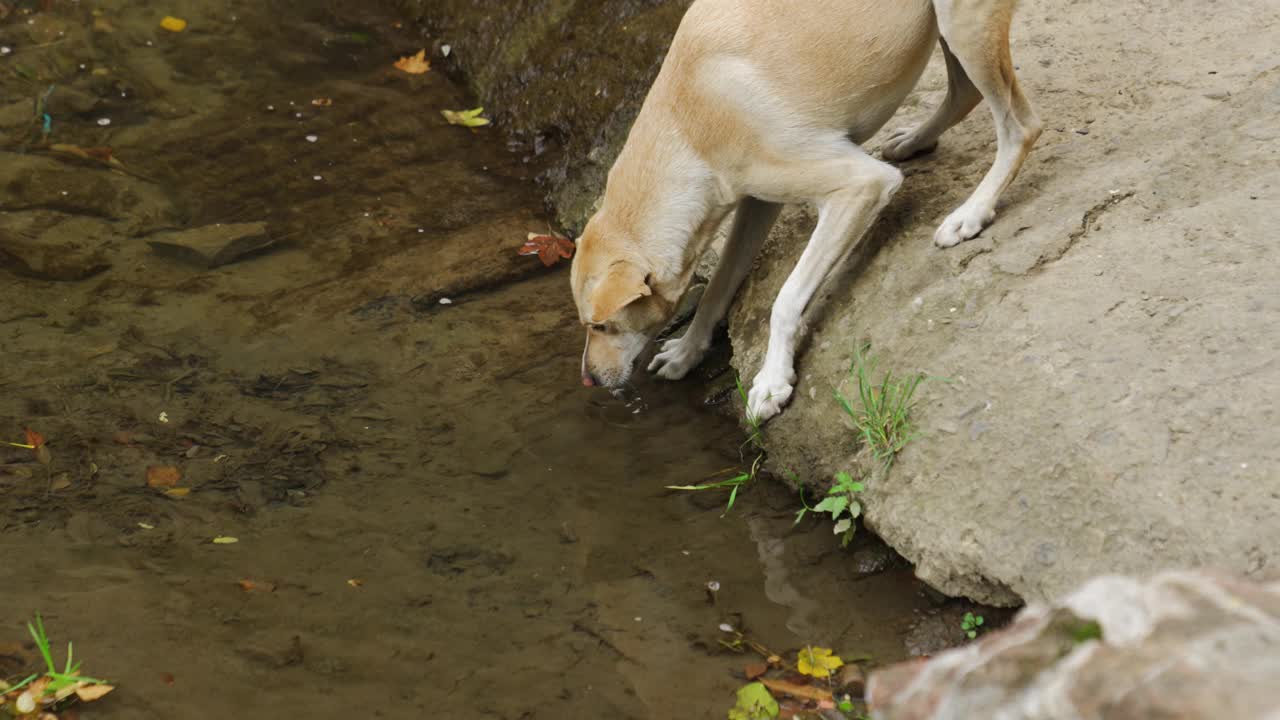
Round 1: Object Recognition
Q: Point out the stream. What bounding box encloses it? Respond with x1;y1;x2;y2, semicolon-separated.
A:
0;2;953;717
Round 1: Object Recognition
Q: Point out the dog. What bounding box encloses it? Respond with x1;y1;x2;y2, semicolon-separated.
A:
571;0;1041;422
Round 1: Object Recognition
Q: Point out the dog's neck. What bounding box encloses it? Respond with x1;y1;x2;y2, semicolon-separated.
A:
600;108;733;302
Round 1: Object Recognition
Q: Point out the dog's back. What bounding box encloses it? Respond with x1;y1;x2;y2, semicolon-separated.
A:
665;0;939;143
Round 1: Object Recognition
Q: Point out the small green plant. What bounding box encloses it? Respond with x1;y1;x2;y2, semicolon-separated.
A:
961;612;985;639
1;614;113;709
795;471;865;546
835;344;925;468
668;376;764;515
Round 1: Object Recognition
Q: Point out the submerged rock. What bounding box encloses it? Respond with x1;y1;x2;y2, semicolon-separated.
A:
867;570;1280;719
146;221;274;268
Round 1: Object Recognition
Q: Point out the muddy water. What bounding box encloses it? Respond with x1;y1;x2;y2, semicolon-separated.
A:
0;2;947;718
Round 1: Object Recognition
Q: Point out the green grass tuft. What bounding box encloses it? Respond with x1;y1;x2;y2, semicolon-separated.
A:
835;344;925;468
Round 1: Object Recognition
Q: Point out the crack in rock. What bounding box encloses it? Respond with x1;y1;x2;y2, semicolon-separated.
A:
1030;191;1135;272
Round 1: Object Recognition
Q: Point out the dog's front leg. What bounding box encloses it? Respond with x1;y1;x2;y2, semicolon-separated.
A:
650;197;782;380
747;150;903;423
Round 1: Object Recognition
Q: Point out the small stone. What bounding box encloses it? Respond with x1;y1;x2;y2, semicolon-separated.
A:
836;663;867;697
305;134;318;143
146;221;275;268
438;298;452;305
97;117;111;126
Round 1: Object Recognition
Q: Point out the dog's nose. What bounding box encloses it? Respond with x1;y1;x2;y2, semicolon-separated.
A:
582;371;600;387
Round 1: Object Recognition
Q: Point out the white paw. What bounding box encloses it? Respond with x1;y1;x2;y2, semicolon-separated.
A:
747;368;796;424
882;126;937;162
934;204;995;248
647;335;708;381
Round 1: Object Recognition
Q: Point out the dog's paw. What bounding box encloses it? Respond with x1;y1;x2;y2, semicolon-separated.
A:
881;126;938;162
647;335;708;381
934;203;995;248
747;369;796;424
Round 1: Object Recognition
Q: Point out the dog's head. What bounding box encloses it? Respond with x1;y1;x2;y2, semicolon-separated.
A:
570;215;674;388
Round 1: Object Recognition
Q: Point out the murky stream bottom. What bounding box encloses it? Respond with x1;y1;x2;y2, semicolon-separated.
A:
0;2;946;717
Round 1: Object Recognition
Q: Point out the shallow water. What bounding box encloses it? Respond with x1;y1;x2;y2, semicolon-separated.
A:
0;2;949;717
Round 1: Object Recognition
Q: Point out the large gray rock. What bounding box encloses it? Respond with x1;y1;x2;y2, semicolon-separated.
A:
408;0;1280;604
866;570;1280;719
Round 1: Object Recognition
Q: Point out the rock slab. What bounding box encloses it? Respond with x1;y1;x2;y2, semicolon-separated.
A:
867;570;1280;719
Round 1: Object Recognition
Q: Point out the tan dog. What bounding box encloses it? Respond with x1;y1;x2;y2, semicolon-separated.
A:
571;0;1041;422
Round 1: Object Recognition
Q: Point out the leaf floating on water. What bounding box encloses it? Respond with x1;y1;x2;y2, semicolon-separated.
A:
394;49;431;74
519;232;575;267
441;107;490;128
796;646;844;678
159;16;187;32
212;536;239;545
24;428;46;448
347;578;364;588
146;465;181;488
238;579;277;592
162;487;191;499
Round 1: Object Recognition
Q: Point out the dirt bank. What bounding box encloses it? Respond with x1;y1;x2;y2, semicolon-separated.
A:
404;0;1280;604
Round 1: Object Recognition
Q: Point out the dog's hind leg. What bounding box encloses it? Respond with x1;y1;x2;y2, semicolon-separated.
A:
881;38;981;161
929;0;1042;248
744;145;903;423
649;197;782;380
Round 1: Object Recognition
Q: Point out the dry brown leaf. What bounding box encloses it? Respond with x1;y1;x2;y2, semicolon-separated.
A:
238;579;277;593
759;677;833;704
744;662;769;680
75;684;114;701
393;49;430;74
146;465;181;488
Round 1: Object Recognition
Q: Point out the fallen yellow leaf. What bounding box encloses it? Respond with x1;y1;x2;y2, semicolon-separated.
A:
394;49;430;74
796;646;844;678
346;578;364;587
441;107;490;128
160;16;187;32
212;536;238;545
162;487;191;499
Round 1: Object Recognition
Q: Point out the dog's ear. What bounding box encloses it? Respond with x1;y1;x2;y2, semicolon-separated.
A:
588;261;651;323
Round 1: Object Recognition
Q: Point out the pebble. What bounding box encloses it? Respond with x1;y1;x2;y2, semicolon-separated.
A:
97;117;112;126
305;134;318;143
438;298;452;305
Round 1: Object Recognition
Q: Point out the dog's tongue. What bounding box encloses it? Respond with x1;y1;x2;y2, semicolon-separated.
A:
582;376;595;387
